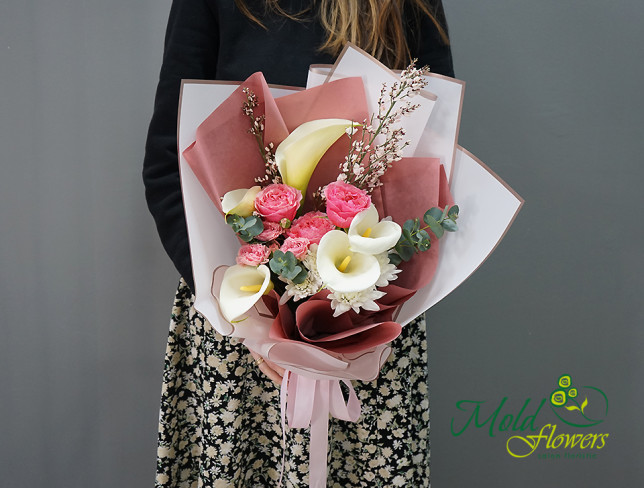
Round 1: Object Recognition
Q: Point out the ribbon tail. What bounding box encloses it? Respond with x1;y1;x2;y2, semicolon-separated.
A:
309;380;330;488
279;374;363;488
278;371;291;488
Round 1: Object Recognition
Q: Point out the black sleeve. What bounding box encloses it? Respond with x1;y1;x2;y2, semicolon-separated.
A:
407;0;455;77
143;0;219;292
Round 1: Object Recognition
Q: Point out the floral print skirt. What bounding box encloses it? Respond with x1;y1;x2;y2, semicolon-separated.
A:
156;279;430;487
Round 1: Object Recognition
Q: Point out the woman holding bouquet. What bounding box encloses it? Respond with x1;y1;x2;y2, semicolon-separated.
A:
144;1;454;486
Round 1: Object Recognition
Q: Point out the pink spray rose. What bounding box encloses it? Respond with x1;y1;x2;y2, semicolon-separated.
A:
286;211;335;244
267;241;281;254
255;220;283;242
324;181;371;228
280;237;310;260
236;244;271;266
254;184;302;223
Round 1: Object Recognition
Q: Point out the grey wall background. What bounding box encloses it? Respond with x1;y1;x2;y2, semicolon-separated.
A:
0;1;642;487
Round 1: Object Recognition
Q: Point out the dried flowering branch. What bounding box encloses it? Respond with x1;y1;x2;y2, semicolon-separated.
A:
241;87;281;186
338;61;430;193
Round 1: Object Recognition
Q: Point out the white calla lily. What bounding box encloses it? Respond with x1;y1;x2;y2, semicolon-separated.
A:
221;186;261;217
317;230;380;293
275;119;358;195
348;205;402;255
219;264;273;322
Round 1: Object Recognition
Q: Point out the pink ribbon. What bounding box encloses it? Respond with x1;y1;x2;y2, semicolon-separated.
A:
279;370;361;488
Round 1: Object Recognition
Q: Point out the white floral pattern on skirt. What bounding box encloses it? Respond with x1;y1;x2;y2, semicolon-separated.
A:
156;279;430;487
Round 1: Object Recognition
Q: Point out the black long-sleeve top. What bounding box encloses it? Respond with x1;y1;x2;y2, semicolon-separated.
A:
143;0;454;292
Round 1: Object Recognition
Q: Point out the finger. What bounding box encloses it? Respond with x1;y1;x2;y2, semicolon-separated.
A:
258;361;283;385
249;351;283;385
265;358;286;377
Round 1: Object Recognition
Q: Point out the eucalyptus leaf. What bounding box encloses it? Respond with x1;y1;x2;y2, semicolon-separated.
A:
426;207;443;223
388;253;403;266
246;219;264;236
292;266;309;285
424;214;444;239
269;251;289;273
396;242;415;261
440;205;450;222
412;218;421;233
284;264;303;281
239;232;254;242
417;229;431;251
448;205;460;218
441;219;458;232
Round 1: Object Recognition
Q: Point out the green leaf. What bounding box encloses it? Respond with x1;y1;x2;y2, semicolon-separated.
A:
448;205;460;219
565;405;580;412
412;218;421;233
402;219;415;233
245;218;264;237
425;207;443;222
581;397;588;414
284;264;303;281
440;205;450;222
423;214;444;239
441;219;458;232
388;253;403;266
238;232;253;243
396;242;415;261
226;214;243;232
269;251;288;274
417;229;431;251
292;266;309;285
402;227;413;243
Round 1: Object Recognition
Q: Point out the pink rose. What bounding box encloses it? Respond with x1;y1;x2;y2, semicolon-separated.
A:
255;220;283;242
280;237;310;260
324;181;371;228
254;184;302;223
236;244;271;266
267;241;281;254
286;211;335;244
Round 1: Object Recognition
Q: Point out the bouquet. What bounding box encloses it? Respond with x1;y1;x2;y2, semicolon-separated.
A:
178;44;523;487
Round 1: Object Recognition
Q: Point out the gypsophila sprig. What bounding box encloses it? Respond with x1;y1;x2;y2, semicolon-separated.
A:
339;60;430;193
242;87;281;186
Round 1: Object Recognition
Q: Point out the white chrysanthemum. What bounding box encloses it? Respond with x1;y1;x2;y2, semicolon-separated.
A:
281;274;323;302
328;286;386;317
302;243;318;270
375;252;401;287
279;245;322;303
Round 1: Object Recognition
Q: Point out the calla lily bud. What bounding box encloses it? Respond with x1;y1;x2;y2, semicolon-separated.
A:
317;230;380;293
275;119;358;195
221;186;261;217
219;264;272;322
348;205;402;255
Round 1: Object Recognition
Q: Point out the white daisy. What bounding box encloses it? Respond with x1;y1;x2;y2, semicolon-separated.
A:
375;252;401;287
327;286;386;316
